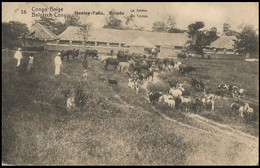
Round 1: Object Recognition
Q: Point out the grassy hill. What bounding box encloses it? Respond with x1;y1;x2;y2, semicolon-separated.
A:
2;50;259;165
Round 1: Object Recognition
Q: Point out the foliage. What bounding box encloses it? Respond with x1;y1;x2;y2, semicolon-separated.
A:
234;25;258;56
78;23;92;49
32;18;66;35
65;14;81;27
152;15;185;33
103;9;124;29
2;21;29;49
186;21;218;56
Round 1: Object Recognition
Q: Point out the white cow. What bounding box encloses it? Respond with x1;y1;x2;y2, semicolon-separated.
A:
169;88;183;97
173;61;182;71
244;103;254;119
164;99;175;109
159;94;173;103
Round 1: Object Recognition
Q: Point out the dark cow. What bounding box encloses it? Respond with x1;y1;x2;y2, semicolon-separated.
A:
61;50;74;62
177;53;187;59
103;58;120;70
191;78;205;91
179;65;196;76
142;70;154;81
108;79;118;85
174;96;182;110
148;92;163;104
117;50;128;62
192;97;203;113
168;80;179;88
85;49;98;59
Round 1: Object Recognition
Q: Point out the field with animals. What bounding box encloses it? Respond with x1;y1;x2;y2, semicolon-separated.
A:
2;50;259;165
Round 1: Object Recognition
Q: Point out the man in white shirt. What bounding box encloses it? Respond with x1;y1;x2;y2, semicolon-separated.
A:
14;48;23;67
54;52;62;76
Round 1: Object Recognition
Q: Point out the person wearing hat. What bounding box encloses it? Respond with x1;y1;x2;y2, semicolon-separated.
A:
14;48;23;67
54;52;62;75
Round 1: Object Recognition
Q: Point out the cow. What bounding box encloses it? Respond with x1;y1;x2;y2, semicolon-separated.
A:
103;58;120;70
117;50;128;62
148;91;163;104
108;79;118;85
192;97;203;113
169;87;183;98
191;78;205;91
159;94;174;103
179;96;192;112
142;70;154;82
174;96;182;110
179;65;197;76
173;61;182;71
85;49;98;59
61;50;75;62
117;61;135;73
244;103;254;119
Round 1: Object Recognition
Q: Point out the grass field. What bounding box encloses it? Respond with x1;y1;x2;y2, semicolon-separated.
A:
2;50;259;165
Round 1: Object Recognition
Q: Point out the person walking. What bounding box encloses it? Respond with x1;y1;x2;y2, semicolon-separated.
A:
55;52;62;76
14;48;23;67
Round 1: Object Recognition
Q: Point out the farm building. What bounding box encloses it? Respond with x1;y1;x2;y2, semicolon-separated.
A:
126;36;156;54
205;36;245;59
24;23;58;50
45;25;189;57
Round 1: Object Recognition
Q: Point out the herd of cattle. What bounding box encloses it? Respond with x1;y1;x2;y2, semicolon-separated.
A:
63;49;255;120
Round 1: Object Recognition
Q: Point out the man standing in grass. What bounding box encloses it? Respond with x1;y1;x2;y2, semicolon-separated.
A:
14;47;23;67
55;52;62;76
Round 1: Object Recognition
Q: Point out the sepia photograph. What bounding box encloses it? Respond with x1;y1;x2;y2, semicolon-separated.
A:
2;2;259;165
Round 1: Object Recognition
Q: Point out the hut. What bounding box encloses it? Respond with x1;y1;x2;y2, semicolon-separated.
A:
24;23;58;49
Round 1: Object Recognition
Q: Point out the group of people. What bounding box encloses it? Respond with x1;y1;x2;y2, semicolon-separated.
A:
14;47;34;74
14;48;66;76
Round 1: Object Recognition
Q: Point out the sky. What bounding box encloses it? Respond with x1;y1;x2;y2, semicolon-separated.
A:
2;2;259;33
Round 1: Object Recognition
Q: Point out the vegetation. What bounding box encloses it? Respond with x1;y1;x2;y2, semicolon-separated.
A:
234;25;258;57
2;21;29;49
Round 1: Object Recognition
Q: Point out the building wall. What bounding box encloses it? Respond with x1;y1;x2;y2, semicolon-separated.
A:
129;46;144;54
204;53;245;60
158;46;182;58
45;43;129;55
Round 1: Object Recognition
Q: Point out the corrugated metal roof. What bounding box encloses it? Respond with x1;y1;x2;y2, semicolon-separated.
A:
30;23;58;40
58;26;189;46
209;36;236;49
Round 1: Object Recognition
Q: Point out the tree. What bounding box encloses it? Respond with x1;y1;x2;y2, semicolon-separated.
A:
2;21;29;49
103;9;124;29
204;27;218;45
33;18;66;35
152;15;185;33
186;21;206;56
77;23;92;49
234;25;258;57
152;21;168;32
65;14;81;27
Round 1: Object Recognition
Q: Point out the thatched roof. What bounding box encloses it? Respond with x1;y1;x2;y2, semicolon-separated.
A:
209;36;236;50
126;36;156;48
29;23;58;40
58;26;189;46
